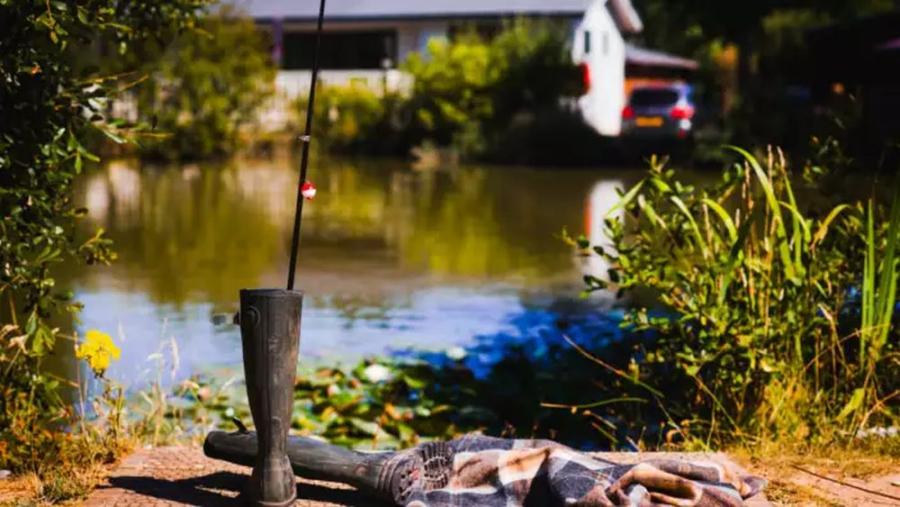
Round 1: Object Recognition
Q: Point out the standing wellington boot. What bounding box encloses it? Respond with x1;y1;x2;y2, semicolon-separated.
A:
239;289;303;506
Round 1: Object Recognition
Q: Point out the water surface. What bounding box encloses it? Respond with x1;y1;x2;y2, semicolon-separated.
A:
63;155;644;386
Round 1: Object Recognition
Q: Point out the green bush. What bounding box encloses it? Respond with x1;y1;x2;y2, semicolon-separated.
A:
0;0;206;475
299;83;388;153
402;33;495;157
303;20;592;163
134;7;275;161
402;19;586;160
484;108;608;166
580;148;898;445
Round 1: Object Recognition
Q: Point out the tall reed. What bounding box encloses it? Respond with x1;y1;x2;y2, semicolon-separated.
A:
585;146;899;445
853;189;900;431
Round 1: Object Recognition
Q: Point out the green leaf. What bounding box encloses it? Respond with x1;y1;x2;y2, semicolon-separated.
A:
607;269;620;283
606;180;644;217
836;388;866;421
726;146;796;281
576;234;590;249
812;204;849;246
101;128;126;144
637;196;668;231
348;417;380;436
402;374;427;389
702;198;737;242
649;176;672;193
669;195;708;259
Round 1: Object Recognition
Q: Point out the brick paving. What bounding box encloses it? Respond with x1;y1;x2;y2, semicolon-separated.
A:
82;447;770;506
83;446;367;506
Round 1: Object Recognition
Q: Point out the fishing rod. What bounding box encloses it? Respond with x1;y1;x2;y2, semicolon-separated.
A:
286;0;327;290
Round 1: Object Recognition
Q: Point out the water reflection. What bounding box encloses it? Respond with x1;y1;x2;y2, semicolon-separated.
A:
64;155;643;385
581;179;626;283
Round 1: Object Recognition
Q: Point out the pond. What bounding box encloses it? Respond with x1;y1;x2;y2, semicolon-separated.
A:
60;154;650;388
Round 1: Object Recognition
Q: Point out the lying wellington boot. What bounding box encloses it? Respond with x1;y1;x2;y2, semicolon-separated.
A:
206;432;767;507
204;430;454;504
238;289;303;506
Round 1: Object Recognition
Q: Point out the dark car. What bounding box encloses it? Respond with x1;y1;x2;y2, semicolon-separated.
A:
621;83;695;141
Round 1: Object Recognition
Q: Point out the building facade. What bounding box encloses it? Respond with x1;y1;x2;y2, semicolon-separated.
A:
239;0;648;136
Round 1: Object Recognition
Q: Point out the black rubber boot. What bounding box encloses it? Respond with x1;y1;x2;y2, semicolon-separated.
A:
204;430;455;504
239;289;303;506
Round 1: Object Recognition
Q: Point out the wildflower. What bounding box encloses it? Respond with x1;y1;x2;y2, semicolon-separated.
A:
446;346;467;361
75;329;121;376
363;364;392;383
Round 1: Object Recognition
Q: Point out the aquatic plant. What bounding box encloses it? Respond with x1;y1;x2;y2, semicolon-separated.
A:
175;304;653;451
175;359;471;450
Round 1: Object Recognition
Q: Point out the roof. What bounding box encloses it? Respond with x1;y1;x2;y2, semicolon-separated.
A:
237;0;642;33
237;0;594;20
608;0;643;34
625;44;698;70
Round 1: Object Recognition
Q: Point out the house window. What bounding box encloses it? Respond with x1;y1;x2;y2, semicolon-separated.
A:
282;30;397;70
584;31;591;54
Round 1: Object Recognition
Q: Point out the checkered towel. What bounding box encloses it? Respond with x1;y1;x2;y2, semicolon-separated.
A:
387;435;765;506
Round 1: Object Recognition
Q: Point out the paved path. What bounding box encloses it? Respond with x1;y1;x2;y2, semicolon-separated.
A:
84;447;362;506
83;447;771;506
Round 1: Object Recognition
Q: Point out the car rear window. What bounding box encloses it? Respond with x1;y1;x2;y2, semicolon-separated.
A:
629;89;679;107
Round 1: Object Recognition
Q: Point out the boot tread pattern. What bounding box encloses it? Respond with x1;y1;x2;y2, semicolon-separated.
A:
378;441;455;504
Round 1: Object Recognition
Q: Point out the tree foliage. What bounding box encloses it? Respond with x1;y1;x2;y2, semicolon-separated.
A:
133;7;276;160
632;0;896;150
0;0;208;471
634;0;893;53
402;19;584;158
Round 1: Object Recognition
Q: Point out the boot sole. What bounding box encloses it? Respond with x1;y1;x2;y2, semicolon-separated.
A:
378;441;455;503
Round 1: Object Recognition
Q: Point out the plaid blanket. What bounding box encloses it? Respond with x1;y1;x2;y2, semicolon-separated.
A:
380;435;766;507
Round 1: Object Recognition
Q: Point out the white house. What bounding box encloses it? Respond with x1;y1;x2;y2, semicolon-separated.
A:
570;1;640;136
238;0;692;137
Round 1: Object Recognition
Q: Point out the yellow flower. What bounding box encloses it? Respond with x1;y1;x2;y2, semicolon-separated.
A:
75;329;121;375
